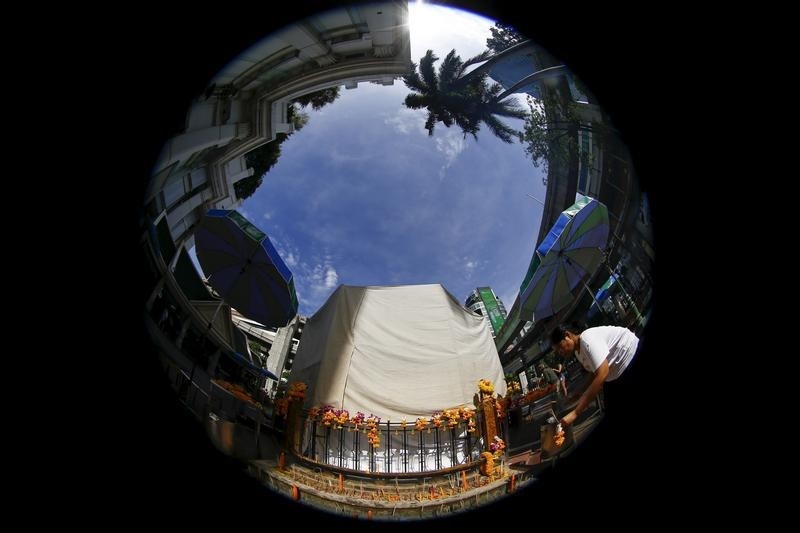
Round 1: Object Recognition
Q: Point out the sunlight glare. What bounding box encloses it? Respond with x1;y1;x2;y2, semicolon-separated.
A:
408;1;441;48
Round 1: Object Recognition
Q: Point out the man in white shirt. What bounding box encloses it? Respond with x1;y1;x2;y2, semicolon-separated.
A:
550;324;640;426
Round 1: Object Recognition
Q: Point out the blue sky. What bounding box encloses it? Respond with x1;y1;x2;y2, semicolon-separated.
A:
198;2;547;317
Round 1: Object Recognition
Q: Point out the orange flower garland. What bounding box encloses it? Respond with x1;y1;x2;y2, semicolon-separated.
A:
366;414;381;447
287;381;307;400
478;379;494;394
321;408;337;427
480;451;495;476
303;405;478;436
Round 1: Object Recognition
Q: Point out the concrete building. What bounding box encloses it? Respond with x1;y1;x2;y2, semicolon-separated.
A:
230;312;307;395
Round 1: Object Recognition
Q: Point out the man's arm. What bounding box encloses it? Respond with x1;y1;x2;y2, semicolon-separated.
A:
560;359;609;426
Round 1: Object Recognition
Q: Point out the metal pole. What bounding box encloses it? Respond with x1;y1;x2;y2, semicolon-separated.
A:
403;426;408;473
386;420;391;473
339;426;344;468
370;435;375;472
354;426;360;470
450;427;457;467
325;426;330;465
465;425;471;464
419;431;425;471
434;426;441;470
311;421;317;460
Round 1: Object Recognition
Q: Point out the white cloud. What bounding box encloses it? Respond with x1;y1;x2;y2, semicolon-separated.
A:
435;130;466;178
305;257;340;296
284;252;298;267
329;148;370;164
462;258;480;279
262;212;272;220
324;266;339;288
270;234;301;271
384;107;426;135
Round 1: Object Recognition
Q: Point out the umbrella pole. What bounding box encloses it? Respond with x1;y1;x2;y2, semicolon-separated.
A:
582;279;611;319
565;256;609;320
579;278;607;318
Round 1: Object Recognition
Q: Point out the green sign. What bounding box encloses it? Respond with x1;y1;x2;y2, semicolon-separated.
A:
478;288;505;334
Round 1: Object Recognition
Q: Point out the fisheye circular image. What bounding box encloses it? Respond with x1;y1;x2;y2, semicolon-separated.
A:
140;0;655;521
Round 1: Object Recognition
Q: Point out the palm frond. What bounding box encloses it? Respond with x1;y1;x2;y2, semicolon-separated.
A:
402;62;427;92
424;111;436;136
404;93;430;110
487;100;529;120
438;50;462;88
482;114;519;144
419;50;439;93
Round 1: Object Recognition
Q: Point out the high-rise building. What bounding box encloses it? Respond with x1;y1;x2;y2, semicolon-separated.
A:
464;287;507;337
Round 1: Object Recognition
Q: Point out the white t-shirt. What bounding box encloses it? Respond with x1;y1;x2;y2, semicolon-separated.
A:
574;326;639;381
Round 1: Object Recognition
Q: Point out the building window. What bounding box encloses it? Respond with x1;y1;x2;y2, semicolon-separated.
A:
162;174;189;208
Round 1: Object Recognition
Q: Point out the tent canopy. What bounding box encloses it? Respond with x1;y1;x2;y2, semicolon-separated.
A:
290;284;507;421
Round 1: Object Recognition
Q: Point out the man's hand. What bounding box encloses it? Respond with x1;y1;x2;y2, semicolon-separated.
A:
560;410;577;426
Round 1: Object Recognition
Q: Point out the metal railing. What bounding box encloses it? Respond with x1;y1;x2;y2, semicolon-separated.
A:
298;416;485;475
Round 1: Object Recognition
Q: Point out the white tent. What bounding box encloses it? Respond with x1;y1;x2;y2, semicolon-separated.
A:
290;284;507;421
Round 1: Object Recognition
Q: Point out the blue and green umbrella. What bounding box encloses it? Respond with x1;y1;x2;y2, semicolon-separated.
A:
519;196;610;321
195;209;298;328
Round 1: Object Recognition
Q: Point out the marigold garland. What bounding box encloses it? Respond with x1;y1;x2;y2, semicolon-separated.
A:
480;451;495;476
287;381;307;400
478;379;494;394
303;404;480;436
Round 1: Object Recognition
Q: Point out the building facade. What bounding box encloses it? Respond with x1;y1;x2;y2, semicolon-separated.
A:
143;1;411;252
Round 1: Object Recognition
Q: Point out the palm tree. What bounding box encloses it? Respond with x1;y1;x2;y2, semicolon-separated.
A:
402;49;527;143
